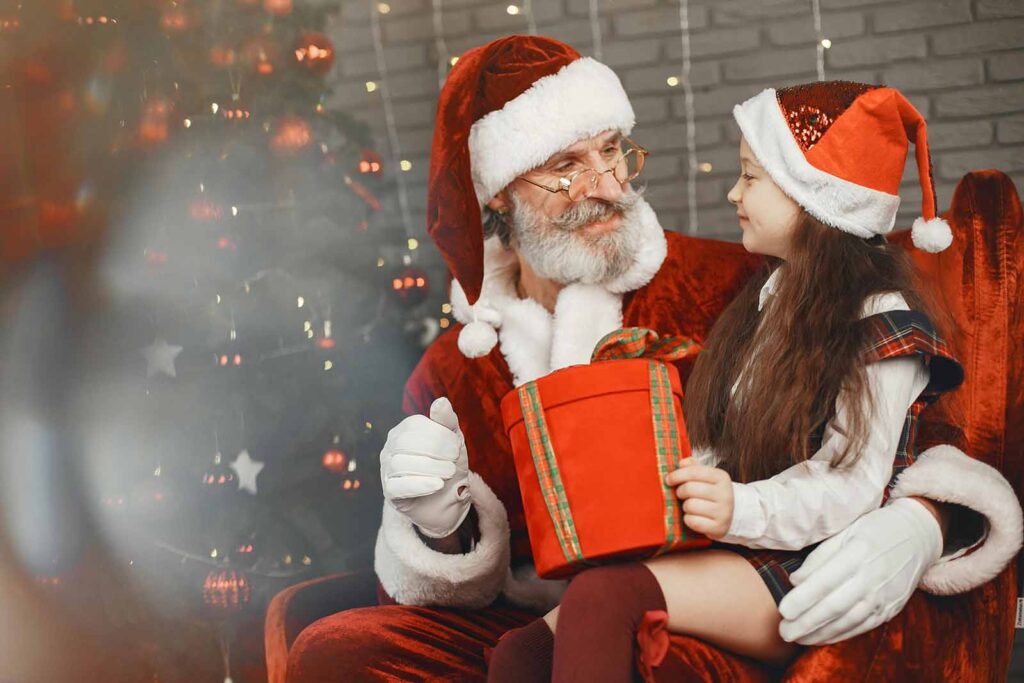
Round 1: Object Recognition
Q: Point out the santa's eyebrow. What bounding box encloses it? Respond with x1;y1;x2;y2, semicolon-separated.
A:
546;132;623;166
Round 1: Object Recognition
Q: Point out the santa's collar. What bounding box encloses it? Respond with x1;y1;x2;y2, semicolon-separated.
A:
449;197;667;385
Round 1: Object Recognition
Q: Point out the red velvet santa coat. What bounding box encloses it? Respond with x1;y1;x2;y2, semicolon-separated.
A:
374;219;1021;612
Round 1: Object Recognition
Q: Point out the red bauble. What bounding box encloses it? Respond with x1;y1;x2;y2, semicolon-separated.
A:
293;32;335;76
390;267;430;306
160;4;192;32
137;97;173;147
270;115;312;155
242;36;279;76
189;197;224;222
209;45;237;67
263;0;292;16
202;568;250;614
321;449;348;473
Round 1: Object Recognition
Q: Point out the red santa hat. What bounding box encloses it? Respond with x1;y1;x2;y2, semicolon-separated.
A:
427;35;636;310
732;81;952;253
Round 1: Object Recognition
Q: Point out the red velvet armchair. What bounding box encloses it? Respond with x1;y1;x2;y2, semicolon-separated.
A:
266;169;1023;682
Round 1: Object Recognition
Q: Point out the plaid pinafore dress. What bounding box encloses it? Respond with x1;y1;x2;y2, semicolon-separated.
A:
721;309;964;604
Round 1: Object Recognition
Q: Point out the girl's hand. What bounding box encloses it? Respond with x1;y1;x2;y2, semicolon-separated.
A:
665;458;734;539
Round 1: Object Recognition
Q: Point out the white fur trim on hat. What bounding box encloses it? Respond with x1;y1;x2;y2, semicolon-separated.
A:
911;216;954;253
733;88;901;239
889;445;1023;595
374;471;511;607
469;57;636;204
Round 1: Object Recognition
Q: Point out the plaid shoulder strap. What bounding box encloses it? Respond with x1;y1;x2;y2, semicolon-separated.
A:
862;310;964;400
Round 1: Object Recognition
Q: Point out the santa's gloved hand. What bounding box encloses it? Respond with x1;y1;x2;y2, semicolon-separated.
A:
380;397;472;539
778;497;942;645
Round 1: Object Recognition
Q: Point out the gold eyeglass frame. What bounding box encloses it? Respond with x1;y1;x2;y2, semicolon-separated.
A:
517;137;649;202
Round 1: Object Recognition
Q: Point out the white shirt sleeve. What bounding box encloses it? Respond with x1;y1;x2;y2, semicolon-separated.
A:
716;293;933;552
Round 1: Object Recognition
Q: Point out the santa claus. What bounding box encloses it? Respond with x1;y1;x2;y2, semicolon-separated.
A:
319;36;1020;679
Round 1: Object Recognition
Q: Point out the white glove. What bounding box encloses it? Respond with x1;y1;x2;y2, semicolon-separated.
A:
778;497;943;645
380;397;472;539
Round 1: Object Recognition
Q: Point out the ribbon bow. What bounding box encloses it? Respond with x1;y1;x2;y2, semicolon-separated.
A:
591;327;701;364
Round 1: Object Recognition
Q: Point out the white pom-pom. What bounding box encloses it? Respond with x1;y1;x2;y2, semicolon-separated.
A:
911;216;953;253
457;320;498;358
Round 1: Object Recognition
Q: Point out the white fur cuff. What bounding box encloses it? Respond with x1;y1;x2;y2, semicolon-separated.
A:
374;472;511;607
889;445;1023;595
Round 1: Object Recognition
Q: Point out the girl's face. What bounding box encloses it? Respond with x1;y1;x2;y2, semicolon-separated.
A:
727;137;801;259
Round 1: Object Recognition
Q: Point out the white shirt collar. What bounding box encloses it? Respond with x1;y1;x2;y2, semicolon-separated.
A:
758;268;782;312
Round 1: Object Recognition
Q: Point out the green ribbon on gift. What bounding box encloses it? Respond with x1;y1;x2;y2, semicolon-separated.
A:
517;328;702;564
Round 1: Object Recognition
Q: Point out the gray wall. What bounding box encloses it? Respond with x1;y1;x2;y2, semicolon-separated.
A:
327;0;1024;245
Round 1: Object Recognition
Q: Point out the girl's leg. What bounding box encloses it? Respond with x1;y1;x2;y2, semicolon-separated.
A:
551;562;670;682
644;549;798;666
486;613;557;683
551;551;798;683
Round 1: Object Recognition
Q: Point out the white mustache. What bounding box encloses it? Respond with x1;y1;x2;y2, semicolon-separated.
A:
549;191;641;232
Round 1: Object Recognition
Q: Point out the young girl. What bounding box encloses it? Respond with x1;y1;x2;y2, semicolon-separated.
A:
487;81;963;681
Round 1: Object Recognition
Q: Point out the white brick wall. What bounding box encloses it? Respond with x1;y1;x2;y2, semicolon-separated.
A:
327;0;1024;247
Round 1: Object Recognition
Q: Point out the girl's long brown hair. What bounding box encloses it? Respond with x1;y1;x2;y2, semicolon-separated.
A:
683;212;936;484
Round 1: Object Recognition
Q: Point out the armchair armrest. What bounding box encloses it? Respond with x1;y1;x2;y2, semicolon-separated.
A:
265;569;377;683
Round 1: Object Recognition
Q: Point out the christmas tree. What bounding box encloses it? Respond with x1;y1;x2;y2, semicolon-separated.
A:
2;1;442;680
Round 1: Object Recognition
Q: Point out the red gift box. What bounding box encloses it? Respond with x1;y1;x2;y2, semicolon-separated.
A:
500;328;711;579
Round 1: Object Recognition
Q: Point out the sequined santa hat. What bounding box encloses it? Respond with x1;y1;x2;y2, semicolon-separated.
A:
733;81;953;253
426;35;635;357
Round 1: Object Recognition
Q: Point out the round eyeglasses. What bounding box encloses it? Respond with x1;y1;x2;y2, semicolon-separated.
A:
518;138;648;202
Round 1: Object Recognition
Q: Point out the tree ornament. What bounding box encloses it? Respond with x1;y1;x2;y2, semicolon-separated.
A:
242;36;279;76
269;115;312;155
160;4;193;32
142;339;183;378
202;454;238;495
263;0;292;16
293;32;335;76
202;568;250;614
137;97;173;148
229;449;264;495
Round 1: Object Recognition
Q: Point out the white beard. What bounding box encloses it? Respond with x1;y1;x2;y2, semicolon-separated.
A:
509;187;645;285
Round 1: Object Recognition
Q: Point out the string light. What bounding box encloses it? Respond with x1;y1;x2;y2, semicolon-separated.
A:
399;159;412;171
588;0;602;61
407;238;419;250
666;76;680;87
365;81;377;92
441;303;452;313
677;0;699;235
811;0;826;81
524;0;537;34
370;0;417;254
432;0;451;90
377;2;390;12
506;5;520;15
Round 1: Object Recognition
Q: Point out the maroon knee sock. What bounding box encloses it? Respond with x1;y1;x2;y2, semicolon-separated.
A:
486;617;554;683
552;563;667;683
